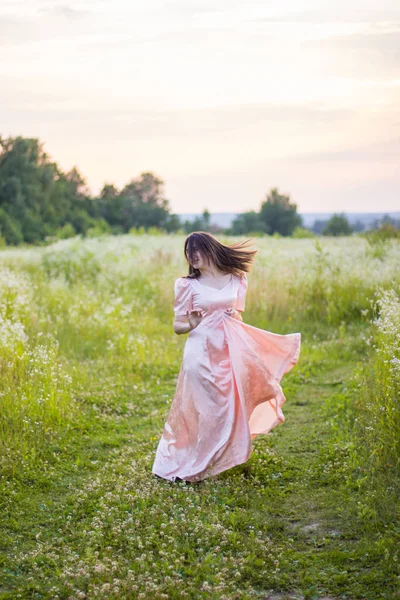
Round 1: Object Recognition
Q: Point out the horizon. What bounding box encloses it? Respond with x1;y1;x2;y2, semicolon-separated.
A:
177;210;400;230
177;210;400;215
1;0;399;213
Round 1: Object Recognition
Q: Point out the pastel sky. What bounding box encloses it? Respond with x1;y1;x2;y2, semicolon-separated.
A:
1;0;399;213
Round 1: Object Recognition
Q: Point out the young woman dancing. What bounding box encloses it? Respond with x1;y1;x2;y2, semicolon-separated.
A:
152;232;301;483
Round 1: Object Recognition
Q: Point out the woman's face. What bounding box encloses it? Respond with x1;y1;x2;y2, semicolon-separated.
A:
190;246;207;270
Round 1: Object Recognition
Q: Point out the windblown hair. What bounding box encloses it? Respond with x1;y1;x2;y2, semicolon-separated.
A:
183;231;258;279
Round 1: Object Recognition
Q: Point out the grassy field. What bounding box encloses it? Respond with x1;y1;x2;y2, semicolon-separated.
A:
0;234;399;599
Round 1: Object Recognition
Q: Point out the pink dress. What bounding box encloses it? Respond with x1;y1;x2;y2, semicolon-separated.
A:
152;273;301;483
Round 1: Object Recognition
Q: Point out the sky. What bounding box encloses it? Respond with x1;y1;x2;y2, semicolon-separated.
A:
1;0;399;214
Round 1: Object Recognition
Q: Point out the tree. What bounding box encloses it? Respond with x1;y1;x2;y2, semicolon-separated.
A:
0;208;23;245
0;136;95;242
98;183;125;231
259;188;302;236
312;219;328;234
371;214;400;231
22;208;49;243
183;216;205;234
164;213;181;233
183;208;216;234
119;172;171;231
202;209;211;229
322;213;352;236
0;137;54;223
0;135;196;243
352;219;365;233
231;211;265;235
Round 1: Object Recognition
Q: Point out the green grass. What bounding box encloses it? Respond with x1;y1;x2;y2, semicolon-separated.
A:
0;234;399;599
0;329;398;599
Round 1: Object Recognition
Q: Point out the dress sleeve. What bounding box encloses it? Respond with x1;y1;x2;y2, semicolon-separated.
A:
173;277;193;316
235;273;248;312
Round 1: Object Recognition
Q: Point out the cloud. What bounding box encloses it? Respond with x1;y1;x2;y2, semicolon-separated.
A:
1;102;355;137
283;137;400;163
0;15;38;46
38;5;89;19
0;5;90;47
304;29;400;67
247;7;400;24
161;0;242;17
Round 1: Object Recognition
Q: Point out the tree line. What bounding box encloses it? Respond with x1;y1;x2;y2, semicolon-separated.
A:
0;135;398;245
0;135;184;245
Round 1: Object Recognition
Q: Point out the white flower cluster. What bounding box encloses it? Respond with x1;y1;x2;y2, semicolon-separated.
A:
0;266;33;319
0;316;28;351
373;288;400;379
0;267;34;351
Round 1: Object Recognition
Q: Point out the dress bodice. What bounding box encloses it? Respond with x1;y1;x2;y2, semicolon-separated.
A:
173;273;247;326
191;275;238;315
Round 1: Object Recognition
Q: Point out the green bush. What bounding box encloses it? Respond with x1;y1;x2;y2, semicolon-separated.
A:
55;223;77;240
86;219;112;238
292;226;316;238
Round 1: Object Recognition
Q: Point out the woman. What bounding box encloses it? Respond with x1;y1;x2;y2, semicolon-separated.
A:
152;231;301;483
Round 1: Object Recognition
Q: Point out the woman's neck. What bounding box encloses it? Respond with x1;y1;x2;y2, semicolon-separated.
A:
199;267;228;279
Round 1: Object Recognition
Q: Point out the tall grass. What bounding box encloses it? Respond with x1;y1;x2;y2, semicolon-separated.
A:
349;288;400;520
0;234;399;483
0;267;76;480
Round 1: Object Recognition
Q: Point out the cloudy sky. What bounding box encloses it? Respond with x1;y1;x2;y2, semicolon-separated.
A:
1;0;399;213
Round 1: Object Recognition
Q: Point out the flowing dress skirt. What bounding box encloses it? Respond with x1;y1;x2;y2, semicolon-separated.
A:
152;306;301;483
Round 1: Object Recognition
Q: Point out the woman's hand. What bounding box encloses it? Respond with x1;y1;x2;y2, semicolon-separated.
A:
224;307;242;321
187;309;203;330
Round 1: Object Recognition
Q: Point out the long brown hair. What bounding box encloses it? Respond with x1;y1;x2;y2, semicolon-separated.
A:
183;231;258;278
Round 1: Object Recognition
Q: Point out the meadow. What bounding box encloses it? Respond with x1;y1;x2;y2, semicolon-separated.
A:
0;233;399;599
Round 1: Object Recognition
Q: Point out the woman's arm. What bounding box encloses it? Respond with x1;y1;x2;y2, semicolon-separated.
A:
173;316;192;335
173;310;203;335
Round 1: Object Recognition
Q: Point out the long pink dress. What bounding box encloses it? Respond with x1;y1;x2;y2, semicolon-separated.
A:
152;273;301;483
